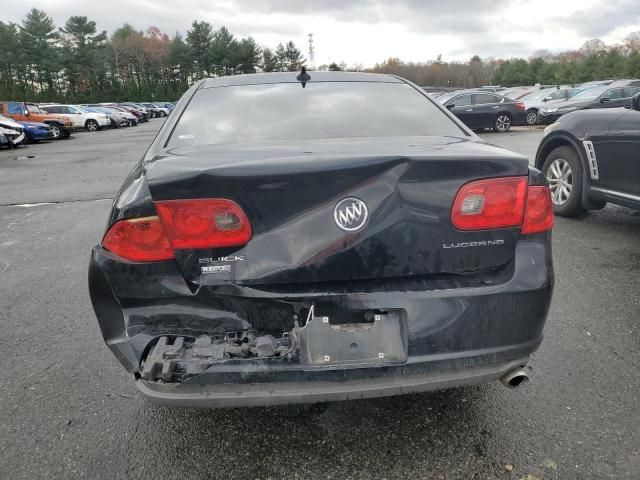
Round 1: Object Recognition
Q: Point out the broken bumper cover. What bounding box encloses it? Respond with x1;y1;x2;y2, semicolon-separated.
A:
136;356;531;408
89;239;553;407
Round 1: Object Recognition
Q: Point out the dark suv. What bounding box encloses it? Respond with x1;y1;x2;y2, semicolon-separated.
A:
536;92;640;217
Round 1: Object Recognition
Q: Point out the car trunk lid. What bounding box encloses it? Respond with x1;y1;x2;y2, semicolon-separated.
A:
144;136;529;285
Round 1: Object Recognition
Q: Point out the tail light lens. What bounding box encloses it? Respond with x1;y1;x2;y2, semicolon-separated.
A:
452;177;553;234
154;199;252;250
102;216;174;262
102;199;252;262
515;102;525;111
452;177;528;230
522;186;554;234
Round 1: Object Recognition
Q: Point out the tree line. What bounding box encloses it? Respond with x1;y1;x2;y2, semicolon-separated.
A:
0;9;306;102
368;34;640;88
2;9;640;104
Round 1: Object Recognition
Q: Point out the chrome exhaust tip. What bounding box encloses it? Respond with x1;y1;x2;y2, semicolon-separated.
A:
500;367;531;389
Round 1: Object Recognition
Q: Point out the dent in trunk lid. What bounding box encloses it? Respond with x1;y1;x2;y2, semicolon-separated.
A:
145;136;528;285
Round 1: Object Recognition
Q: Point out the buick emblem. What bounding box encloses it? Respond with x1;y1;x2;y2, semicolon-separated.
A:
334;197;368;232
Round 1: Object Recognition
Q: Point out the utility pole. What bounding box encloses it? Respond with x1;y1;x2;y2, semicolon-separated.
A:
308;33;315;70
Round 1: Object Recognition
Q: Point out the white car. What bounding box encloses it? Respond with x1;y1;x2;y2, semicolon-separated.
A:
0;115;26;147
40;104;110;131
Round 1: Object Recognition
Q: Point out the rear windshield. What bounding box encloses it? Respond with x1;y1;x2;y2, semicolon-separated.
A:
167;82;465;147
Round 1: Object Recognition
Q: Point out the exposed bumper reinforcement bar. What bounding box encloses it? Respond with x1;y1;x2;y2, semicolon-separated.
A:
136;357;530;408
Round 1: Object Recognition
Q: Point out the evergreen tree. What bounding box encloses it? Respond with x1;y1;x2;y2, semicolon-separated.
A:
168;34;193;89
210;26;237;76
59;16;107;99
236;37;262;74
274;43;287;72
284;41;305;71
262;47;277;72
18;9;60;95
186;20;213;78
1;9;637;102
0;22;21;98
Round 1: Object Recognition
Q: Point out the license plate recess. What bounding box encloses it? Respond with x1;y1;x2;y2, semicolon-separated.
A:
298;309;407;368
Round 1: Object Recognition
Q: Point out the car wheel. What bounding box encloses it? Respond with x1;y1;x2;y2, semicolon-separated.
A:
526;109;538;125
86;119;99;132
542;146;586;217
49;124;62;140
493;113;511;132
159;111;166;117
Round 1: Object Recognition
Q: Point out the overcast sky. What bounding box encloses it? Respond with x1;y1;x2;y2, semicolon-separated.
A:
4;0;640;66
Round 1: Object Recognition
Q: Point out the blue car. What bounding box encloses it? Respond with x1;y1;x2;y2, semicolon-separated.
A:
18;121;52;143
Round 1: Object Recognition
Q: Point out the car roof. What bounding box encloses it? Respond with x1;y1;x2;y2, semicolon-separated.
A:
447;90;505;96
201;71;403;89
609;79;640;86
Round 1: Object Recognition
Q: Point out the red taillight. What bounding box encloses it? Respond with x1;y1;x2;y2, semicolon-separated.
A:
515;102;525;111
452;177;554;234
522;186;554;234
452;177;528;230
154;199;252;250
102;216;175;262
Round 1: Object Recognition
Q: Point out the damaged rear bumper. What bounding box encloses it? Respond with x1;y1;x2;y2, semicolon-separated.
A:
89;239;553;407
136;355;530;408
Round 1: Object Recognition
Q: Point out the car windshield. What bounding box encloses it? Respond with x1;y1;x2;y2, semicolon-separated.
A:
569;86;608;100
168;82;464;147
27;104;44;113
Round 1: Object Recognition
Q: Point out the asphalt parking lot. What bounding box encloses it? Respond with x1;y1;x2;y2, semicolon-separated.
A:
1;124;639;480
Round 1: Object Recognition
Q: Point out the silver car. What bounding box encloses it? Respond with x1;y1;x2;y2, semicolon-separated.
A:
520;87;577;125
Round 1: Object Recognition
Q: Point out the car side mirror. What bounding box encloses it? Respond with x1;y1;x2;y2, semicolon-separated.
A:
446;104;455;110
24;110;30;116
632;92;640;111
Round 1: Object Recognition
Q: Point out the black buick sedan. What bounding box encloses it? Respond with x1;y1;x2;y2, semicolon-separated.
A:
536;92;640;217
89;72;554;408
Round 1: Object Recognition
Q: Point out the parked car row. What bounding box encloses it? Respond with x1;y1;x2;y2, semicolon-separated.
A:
537;85;640;124
435;79;640;130
0;100;175;148
503;79;640;125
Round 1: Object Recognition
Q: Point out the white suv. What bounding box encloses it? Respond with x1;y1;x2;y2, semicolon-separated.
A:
40;104;110;131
